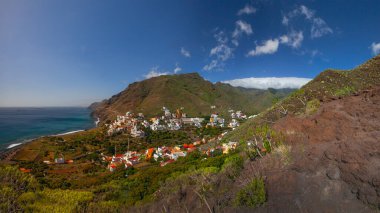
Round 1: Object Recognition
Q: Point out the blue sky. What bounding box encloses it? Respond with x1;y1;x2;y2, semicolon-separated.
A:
0;0;379;107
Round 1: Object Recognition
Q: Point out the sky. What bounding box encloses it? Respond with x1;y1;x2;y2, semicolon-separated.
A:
0;0;379;107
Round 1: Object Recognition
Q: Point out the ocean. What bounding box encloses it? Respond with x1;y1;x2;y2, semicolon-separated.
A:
0;107;95;150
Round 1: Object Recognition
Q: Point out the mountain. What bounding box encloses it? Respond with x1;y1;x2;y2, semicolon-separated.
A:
90;72;293;123
194;54;380;211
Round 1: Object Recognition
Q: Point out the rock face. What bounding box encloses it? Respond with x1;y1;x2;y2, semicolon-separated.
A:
90;73;292;123
264;87;380;211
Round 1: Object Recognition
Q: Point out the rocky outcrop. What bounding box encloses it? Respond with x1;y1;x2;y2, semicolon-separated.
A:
263;87;380;211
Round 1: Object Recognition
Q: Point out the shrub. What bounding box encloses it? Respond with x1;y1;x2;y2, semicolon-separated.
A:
0;166;38;212
234;177;266;207
334;86;355;97
221;154;244;179
305;99;320;115
20;189;93;212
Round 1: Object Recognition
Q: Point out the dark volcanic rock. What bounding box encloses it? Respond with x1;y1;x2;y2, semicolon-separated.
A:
270;87;380;211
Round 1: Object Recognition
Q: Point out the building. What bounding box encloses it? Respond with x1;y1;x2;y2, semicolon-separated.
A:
54;157;65;164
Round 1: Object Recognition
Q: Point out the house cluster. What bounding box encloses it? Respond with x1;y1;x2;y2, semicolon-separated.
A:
102;138;239;172
106;107;205;137
229;110;248;119
102;151;141;172
106;111;146;137
227;110;249;129
102;145;189;172
207;113;225;127
105;106;253;139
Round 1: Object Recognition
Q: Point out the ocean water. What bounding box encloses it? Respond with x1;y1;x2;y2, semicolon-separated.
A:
0;107;95;150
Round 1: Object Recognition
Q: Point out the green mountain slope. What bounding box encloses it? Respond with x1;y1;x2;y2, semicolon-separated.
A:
91;73;293;122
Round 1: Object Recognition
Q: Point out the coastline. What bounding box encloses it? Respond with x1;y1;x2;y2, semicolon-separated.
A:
53;129;85;136
0;107;98;160
0;127;95;161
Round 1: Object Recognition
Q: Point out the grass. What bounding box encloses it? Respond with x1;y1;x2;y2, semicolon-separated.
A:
13;149;40;161
334;86;355;97
305;99;320;115
273;144;292;165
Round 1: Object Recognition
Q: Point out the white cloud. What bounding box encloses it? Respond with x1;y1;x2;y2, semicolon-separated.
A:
247;39;279;57
311;49;321;57
174;63;182;73
283;5;332;38
203;59;219;71
180;47;191;58
223;77;312;89
237;5;256;16
203;31;234;71
232;20;253;39
144;66;169;79
299;5;314;20
371;42;380;55
210;43;233;61
246;31;302;57
280;30;304;48
231;39;239;46
282;16;289;26
310;17;333;38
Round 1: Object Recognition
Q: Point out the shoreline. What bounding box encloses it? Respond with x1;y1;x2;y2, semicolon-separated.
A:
1;112;98;154
53;129;85;136
0;128;94;160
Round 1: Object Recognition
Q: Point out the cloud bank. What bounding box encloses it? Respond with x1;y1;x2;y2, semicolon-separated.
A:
223;77;312;89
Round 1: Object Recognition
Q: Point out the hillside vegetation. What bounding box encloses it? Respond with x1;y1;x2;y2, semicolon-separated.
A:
226;54;380;141
91;73;293;123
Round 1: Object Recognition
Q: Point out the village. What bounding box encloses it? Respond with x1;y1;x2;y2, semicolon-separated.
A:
102;140;239;172
19;106;256;173
105;106;250;137
102;106;252;172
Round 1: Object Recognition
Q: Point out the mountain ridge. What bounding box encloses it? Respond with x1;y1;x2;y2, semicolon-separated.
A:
90;72;294;123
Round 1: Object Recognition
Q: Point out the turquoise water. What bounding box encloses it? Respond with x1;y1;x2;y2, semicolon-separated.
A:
0;107;95;150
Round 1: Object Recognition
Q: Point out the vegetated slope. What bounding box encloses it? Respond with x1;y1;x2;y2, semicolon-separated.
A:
228;54;380;141
91;73;292;123
219;54;380;211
